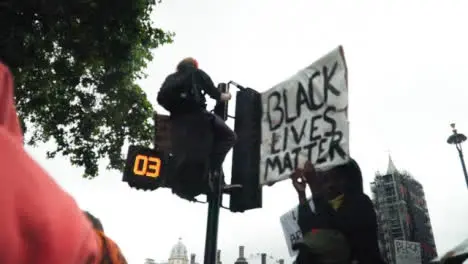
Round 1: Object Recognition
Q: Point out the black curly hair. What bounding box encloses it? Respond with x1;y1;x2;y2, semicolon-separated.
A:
332;158;364;194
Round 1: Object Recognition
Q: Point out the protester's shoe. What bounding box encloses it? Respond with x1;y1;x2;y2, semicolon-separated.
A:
222;183;242;194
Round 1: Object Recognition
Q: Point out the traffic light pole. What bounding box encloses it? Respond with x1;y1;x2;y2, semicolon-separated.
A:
202;82;249;264
203;170;223;264
203;83;229;264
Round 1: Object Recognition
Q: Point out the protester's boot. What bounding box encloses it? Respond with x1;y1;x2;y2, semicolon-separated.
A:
207;167;242;194
222;181;242;194
217;169;242;194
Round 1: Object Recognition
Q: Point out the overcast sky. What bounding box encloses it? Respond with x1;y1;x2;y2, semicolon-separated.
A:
25;0;468;263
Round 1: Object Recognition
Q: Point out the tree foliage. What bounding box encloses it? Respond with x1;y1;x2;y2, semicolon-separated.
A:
0;0;174;177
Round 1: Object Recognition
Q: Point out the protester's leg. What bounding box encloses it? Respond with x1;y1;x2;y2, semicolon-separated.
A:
170;113;213;199
210;113;237;171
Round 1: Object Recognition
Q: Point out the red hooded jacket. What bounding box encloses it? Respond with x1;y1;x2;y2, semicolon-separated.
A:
0;62;100;263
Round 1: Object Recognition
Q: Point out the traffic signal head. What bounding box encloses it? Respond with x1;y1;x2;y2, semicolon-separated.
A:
229;88;263;212
213;83;229;121
153;113;172;153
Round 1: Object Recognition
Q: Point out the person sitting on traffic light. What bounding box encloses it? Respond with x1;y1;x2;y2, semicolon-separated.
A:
292;160;386;264
84;211;128;264
157;58;237;199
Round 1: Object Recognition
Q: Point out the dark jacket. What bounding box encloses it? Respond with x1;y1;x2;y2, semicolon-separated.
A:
297;194;385;264
157;63;221;117
324;194;384;264
441;253;468;264
297;159;385;264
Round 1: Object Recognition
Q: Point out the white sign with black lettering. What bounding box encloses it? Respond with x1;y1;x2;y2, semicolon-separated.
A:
394;240;421;264
260;46;349;185
280;198;316;257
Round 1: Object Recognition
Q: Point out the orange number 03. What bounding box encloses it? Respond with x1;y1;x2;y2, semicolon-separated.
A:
133;155;161;178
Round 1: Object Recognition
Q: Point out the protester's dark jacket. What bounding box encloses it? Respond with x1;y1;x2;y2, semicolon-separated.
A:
298;193;385;264
296;200;341;264
443;253;468;264
157;63;221;117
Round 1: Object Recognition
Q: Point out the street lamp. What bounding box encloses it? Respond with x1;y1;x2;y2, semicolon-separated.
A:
446;123;468;188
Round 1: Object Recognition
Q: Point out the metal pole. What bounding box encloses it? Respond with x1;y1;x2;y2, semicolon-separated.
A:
203;83;228;264
456;146;468;189
447;124;468;190
203;170;223;264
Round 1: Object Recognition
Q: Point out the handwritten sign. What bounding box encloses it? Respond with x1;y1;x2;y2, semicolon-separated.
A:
260;46;349;185
394;240;421;264
280;198;316;257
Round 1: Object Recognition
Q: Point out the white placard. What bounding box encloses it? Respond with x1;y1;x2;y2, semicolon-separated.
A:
260;46;349;185
280;198;316;257
394;240;422;264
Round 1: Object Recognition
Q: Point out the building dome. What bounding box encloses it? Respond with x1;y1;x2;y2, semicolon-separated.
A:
169;238;188;261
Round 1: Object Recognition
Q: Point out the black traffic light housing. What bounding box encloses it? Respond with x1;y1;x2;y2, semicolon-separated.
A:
213;83;229;120
122;145;166;191
229;88;263;212
123;112;170;191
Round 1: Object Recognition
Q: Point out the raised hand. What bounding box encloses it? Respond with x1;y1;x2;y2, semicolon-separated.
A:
290;168;306;194
220;92;232;101
303;161;321;194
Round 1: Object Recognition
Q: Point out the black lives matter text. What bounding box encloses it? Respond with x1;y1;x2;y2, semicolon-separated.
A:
263;61;347;181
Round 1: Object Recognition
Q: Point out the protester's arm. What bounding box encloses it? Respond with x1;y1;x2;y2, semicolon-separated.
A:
157;75;173;107
297;202;313;234
443;253;468;264
0;129;100;264
298;191;307;204
195;69;222;100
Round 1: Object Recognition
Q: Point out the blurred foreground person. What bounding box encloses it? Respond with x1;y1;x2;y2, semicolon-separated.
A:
441;253;468;264
157;58;237;199
0;61;99;264
84;211;128;264
292;160;385;264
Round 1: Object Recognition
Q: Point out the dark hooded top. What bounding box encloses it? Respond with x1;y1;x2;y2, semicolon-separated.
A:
297;159;386;264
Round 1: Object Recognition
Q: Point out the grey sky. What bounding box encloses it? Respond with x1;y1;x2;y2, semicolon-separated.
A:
25;0;468;263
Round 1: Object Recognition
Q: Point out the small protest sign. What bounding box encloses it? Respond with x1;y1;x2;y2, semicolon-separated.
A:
260;46;349;185
394;240;422;264
280;198;315;257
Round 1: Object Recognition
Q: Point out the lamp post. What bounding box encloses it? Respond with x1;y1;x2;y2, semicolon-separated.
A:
446;123;468;189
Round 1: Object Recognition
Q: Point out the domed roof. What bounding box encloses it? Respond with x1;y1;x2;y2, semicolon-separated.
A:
170;238;188;260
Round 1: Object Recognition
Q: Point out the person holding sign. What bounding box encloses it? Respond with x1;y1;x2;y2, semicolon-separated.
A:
291;164;351;264
291;160;385;264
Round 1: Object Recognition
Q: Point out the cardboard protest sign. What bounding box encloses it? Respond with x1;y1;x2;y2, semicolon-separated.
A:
280;198;315;257
394;240;422;264
260;46;349;185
